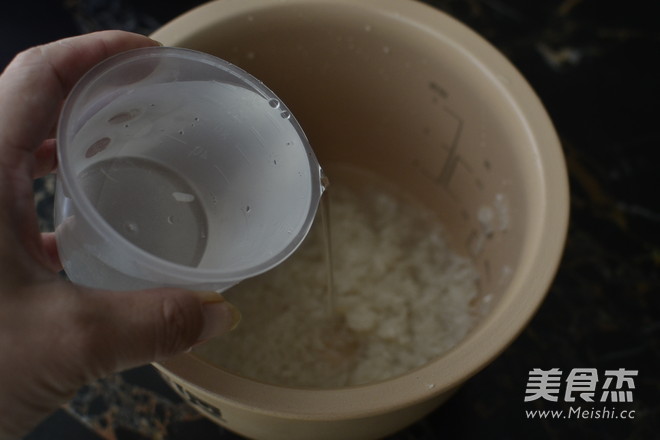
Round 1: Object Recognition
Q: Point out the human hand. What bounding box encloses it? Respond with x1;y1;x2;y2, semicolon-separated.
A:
0;31;240;439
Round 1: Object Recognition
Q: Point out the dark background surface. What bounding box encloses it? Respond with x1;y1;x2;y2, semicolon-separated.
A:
2;0;659;439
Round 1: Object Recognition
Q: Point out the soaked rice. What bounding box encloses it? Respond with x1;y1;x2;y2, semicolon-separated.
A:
193;166;479;388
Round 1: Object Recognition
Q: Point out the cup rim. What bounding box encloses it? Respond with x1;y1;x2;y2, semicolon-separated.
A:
57;46;323;285
152;0;569;416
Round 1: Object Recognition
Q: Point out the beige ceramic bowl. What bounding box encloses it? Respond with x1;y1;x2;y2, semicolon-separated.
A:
151;0;569;438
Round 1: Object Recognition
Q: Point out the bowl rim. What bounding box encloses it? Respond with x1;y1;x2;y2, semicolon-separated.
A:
152;0;569;419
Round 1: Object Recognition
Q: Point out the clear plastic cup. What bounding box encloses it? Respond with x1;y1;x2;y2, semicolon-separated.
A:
54;47;323;292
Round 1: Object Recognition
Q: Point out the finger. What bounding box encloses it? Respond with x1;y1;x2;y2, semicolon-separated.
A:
40;232;62;272
71;288;241;374
0;31;160;170
0;32;160;271
33;139;58;178
0;284;239;438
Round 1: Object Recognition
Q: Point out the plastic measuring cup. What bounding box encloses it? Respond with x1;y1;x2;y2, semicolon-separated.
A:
54;47;323;292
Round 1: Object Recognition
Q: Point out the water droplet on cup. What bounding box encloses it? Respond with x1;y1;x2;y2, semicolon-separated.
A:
280;111;291;119
124;221;139;234
269;99;280;109
167;215;175;224
321;171;331;190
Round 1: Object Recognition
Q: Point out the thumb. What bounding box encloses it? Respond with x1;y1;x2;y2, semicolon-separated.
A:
74;287;241;375
0;283;241;439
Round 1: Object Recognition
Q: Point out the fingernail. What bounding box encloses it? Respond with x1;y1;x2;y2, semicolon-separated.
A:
195;293;241;343
150;38;165;47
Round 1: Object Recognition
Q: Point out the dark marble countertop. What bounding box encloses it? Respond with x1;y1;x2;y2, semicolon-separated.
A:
3;0;659;439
